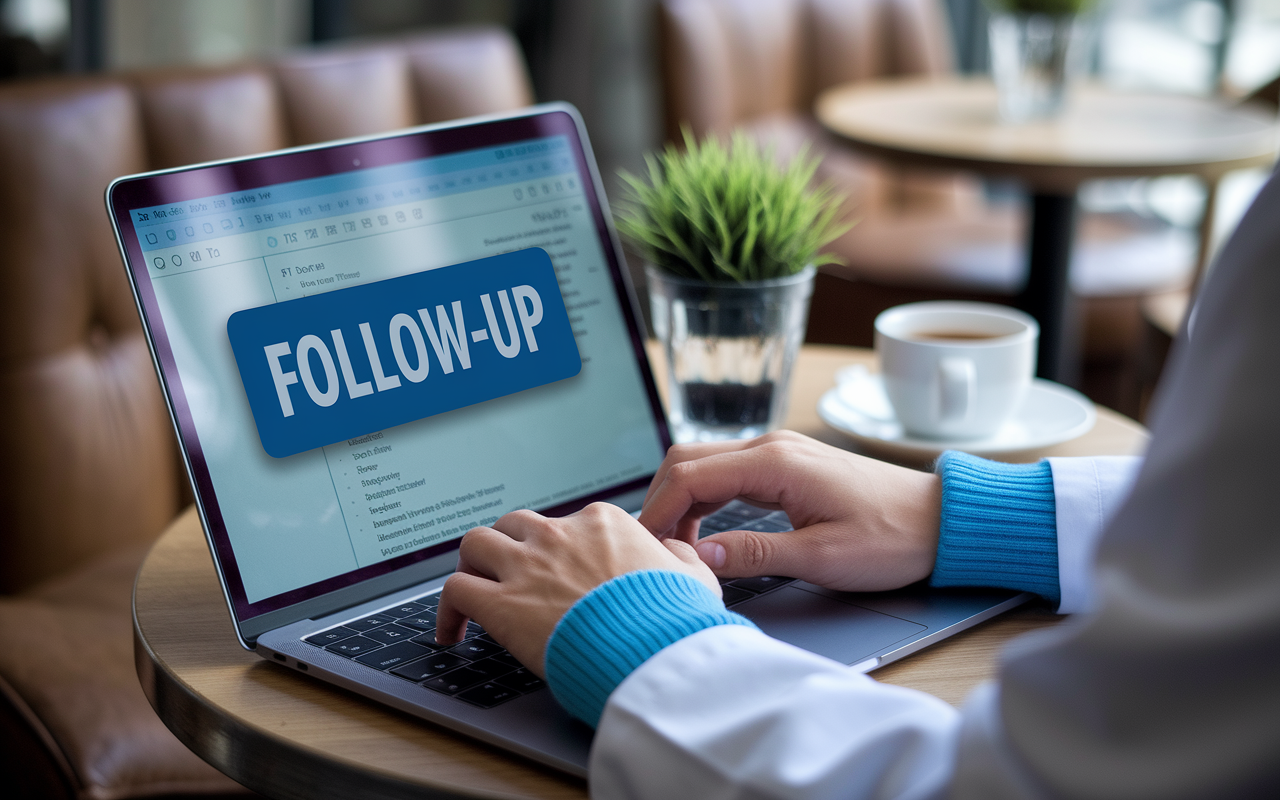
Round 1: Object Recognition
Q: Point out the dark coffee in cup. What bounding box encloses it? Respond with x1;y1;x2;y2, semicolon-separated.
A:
908;330;1005;342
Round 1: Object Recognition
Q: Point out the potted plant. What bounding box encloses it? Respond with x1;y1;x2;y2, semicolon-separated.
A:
615;130;848;442
986;0;1097;122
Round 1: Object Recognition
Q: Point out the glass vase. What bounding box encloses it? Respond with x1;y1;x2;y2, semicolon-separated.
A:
647;265;814;443
989;12;1084;123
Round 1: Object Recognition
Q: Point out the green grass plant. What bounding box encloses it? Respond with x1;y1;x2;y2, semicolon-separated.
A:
615;129;850;283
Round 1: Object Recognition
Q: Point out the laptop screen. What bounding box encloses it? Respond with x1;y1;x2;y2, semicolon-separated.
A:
109;109;668;624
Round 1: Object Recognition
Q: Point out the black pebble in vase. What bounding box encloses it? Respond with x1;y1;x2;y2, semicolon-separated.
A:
680;381;775;426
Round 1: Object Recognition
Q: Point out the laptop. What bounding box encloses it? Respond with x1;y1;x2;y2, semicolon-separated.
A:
106;104;1027;777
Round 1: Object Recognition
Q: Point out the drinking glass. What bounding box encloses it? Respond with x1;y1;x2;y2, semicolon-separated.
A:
989;12;1085;123
647;265;814;442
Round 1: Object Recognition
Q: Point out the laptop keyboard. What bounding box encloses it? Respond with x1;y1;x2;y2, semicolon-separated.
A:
303;597;544;709
301;501;796;709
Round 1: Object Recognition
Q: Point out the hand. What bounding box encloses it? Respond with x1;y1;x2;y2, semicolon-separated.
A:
434;502;719;677
638;430;941;592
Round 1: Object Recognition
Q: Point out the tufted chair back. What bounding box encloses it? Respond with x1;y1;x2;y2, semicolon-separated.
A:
659;0;953;142
0;28;533;595
660;0;968;221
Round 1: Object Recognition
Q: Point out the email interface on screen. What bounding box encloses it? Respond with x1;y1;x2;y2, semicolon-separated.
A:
128;135;665;606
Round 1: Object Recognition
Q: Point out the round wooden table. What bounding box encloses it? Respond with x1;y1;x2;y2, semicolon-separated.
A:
134;345;1148;800
816;77;1279;382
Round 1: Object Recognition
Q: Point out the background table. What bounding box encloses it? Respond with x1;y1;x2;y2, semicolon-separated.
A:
134;345;1148;800
816;77;1279;382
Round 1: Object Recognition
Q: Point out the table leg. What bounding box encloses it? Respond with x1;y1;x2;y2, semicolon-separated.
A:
1017;192;1080;385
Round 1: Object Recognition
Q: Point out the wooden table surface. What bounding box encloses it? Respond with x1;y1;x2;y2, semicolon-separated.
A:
134;345;1148;800
815;77;1280;192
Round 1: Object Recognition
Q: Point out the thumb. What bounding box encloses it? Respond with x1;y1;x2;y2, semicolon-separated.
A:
694;528;804;578
660;538;723;596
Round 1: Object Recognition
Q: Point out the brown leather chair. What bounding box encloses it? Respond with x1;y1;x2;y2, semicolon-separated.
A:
659;0;1195;406
0;27;532;800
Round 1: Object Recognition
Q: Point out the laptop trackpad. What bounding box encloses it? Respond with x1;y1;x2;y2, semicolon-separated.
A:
733;586;927;665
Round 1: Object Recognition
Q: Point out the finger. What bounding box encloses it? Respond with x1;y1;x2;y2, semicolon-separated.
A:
435;571;495;645
693;523;841;580
661;539;722;596
655;502;731;546
639;447;788;538
674;516;703;546
487;508;547;542
643;439;758;506
455;526;522;581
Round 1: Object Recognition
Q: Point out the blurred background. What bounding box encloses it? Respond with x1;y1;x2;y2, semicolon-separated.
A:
1;0;1277;418
3;0;1277;237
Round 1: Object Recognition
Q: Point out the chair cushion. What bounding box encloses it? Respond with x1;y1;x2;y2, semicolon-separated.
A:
0;544;247;799
275;45;416;145
404;27;533;123
807;0;955;93
738;112;983;218
131;66;288;169
0;79;184;594
738;113;891;213
660;0;806;140
828;205;1027;293
829;207;1196;298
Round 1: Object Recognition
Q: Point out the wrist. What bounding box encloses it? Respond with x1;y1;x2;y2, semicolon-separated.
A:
544;570;757;727
901;469;943;583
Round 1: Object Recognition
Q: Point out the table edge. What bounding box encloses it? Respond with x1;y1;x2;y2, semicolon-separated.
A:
815;77;1280;190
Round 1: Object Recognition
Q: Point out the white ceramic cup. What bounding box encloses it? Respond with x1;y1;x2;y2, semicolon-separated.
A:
874;302;1039;440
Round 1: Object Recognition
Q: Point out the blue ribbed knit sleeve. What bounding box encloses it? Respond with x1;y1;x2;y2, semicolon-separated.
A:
931;450;1060;602
544;570;758;727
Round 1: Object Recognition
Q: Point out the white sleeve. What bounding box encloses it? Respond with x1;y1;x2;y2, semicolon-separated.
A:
591;624;960;800
1045;456;1142;615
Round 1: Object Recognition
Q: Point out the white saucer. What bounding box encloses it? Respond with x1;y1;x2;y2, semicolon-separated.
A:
818;365;1096;458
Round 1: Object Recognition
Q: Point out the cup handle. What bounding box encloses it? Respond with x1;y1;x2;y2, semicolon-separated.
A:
939;357;975;423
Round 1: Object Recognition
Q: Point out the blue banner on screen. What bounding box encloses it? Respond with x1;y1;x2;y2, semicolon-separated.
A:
227;248;581;458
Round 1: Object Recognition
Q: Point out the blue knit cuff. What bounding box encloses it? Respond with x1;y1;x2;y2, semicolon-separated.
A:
931;451;1060;603
544;570;758;727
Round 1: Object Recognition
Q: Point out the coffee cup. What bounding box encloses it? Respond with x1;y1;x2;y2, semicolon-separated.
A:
874;302;1038;440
